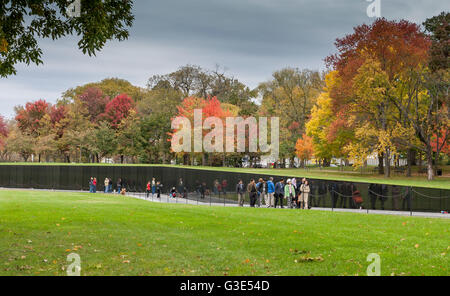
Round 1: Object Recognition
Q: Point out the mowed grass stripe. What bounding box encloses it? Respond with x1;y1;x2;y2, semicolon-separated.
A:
0;190;448;276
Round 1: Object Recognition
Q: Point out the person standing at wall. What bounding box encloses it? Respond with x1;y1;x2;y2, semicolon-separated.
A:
200;182;206;199
146;181;151;199
300;180;311;209
151;178;156;197
108;178;113;193
296;178;305;209
274;179;285;208
267;177;275;208
247;179;257;207
93;177;97;193
221;179;227;195
256;178;266;208
284;179;296;209
89;177;94;193
116;178;122;194
213;179;219;195
104;178;109;193
156;181;162;198
177;178;184;198
236;179;245;207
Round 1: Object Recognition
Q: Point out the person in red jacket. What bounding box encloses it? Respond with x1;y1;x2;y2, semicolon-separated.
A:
146;181;151;199
93;177;97;193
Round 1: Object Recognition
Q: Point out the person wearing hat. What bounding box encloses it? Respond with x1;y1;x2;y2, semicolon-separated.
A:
284;179;296;209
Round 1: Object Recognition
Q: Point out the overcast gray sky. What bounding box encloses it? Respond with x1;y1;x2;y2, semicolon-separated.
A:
0;0;448;118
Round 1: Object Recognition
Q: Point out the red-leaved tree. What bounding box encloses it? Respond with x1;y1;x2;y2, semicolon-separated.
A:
15;99;50;135
99;94;134;128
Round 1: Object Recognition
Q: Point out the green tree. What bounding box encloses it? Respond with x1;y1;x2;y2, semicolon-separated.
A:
0;0;134;77
116;110;144;163
92;121;117;161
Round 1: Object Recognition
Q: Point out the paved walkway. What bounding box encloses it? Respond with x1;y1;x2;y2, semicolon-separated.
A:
1;187;449;219
126;192;450;219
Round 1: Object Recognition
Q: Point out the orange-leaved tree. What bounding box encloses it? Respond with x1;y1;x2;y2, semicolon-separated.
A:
295;134;314;168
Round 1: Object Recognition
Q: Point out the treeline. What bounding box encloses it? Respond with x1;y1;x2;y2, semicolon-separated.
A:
0;13;448;181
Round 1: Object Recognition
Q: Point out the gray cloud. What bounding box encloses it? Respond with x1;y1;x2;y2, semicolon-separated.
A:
0;0;448;118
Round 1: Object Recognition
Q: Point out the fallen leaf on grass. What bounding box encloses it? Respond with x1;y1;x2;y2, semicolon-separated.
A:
296;255;324;263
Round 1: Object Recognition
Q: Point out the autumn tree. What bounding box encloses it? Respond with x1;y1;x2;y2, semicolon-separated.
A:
306;72;354;166
15;99;50;136
148;65;258;116
99;94;134;128
63;78;147;103
171;96;233;166
326;18;430;177
386;12;449;180
259;68;323;166
76;87;110;123
58;102;95;163
0;115;8;159
295;134;314;167
6;125;34;161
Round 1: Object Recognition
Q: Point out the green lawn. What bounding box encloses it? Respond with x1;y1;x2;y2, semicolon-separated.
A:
0;190;448;276
0;162;449;189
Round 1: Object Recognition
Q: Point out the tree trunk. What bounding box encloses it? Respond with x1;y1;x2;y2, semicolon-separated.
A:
384;149;391;178
378;153;384;175
120;155;124;164
426;144;434;181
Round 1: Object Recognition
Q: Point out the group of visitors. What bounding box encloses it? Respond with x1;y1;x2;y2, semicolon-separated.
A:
89;177;124;194
104;178;113;193
146;178;164;198
88;177;97;193
213;179;228;195
237;177;311;209
87;174;413;211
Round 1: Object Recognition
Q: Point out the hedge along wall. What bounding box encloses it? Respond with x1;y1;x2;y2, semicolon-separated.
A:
0;165;448;213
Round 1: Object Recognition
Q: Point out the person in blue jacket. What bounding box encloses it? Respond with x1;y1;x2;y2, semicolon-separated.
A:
266;177;275;207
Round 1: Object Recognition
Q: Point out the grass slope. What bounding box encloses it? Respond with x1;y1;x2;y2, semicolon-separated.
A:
0;190;448;276
0;163;449;189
